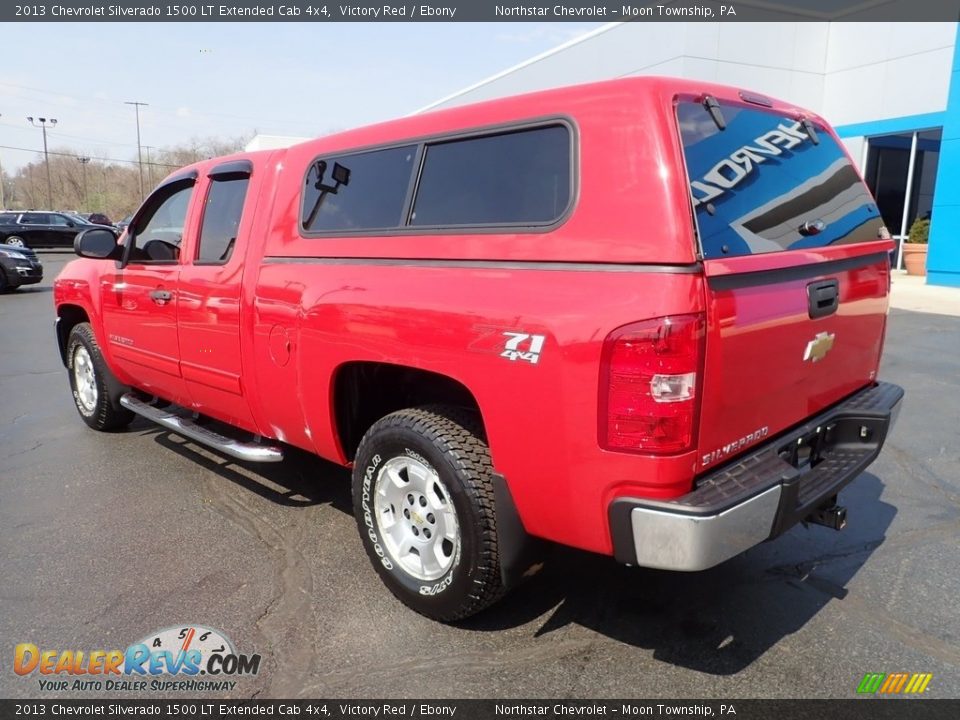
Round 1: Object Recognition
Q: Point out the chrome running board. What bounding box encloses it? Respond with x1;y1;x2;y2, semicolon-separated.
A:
120;394;283;463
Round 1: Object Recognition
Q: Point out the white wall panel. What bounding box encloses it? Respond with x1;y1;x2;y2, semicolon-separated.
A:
879;47;952;119
841;136;865;171
821;65;886;125
825;23;894;72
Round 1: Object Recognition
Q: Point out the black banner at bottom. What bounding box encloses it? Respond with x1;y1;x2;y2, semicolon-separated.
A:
1;700;958;720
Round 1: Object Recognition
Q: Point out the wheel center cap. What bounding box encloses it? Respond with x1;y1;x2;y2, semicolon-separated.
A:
410;510;425;526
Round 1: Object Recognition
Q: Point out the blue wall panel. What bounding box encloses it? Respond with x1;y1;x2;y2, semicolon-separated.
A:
927;25;960;287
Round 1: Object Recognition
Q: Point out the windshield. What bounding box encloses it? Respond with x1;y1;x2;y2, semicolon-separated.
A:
677;101;885;260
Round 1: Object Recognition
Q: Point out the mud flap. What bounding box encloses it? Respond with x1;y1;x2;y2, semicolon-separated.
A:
492;473;545;588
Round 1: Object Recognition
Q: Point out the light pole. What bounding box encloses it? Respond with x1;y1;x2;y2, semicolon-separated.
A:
27;116;58;208
125;101;148;201
79;157;90;210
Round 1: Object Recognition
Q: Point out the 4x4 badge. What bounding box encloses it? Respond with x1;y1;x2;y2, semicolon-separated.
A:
501;332;545;364
804;331;835;363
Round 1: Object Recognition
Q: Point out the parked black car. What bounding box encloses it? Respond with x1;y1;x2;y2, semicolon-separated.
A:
0;244;43;291
0;211;114;249
115;214;133;234
83;212;113;226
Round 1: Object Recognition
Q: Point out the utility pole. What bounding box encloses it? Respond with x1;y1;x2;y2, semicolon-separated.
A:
79;157;90;210
27;116;58;208
144;145;154;189
125;101;148;201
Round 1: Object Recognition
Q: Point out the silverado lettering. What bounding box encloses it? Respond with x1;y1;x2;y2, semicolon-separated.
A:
53;77;902;621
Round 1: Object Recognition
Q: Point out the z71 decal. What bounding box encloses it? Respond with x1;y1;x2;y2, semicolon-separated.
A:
500;332;546;364
468;327;548;365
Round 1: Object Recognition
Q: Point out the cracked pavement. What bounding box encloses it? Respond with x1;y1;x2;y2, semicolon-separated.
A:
1;253;958;699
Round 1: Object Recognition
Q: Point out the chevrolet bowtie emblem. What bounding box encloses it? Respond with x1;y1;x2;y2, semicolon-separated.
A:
803;331;835;362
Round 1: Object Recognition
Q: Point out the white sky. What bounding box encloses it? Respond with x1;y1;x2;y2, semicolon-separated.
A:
0;22;602;173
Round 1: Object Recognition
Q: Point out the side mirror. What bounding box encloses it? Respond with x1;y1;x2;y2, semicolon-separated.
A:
75;227;121;260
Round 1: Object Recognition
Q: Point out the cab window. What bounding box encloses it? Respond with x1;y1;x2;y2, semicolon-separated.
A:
128;181;195;264
196;176;250;264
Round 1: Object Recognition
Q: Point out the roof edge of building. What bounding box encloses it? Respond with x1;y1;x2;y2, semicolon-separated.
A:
411;22;624;115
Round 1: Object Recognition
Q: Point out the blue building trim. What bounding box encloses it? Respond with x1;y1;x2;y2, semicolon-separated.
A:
927;25;960;287
834;112;946;139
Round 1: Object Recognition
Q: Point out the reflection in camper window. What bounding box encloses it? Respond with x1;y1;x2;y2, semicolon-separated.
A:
677;102;885;260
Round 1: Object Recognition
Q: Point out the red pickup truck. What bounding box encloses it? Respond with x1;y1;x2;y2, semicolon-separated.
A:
54;77;903;621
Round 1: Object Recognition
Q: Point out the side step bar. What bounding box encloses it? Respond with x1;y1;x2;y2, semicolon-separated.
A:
120;394;284;463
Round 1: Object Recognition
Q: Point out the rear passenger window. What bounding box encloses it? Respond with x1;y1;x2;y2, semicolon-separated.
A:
301;145;416;232
411;125;571;227
197;176;249;263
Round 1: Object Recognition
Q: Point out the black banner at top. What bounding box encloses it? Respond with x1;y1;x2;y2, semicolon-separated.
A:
5;0;960;22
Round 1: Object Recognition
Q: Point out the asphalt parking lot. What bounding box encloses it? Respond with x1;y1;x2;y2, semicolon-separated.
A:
1;252;958;699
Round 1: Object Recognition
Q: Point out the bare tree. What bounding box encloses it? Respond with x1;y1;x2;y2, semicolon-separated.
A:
6;135;250;220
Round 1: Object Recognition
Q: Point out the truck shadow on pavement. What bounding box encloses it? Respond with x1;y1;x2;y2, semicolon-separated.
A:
465;472;896;676
145;421;353;514
143;420;895;676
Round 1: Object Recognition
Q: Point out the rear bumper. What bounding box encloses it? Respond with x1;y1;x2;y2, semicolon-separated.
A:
609;381;904;571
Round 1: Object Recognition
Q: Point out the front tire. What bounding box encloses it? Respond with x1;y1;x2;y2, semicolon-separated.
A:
66;323;134;431
352;406;506;621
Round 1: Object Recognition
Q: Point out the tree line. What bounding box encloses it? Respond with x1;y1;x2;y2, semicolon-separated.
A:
1;135;250;222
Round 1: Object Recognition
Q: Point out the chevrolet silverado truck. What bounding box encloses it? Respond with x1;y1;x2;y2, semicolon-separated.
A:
53;78;903;621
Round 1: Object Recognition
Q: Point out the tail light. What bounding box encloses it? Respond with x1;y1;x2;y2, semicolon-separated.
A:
599;313;705;454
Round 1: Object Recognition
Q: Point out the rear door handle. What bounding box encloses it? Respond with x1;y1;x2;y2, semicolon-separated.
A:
150;289;173;304
807;279;839;319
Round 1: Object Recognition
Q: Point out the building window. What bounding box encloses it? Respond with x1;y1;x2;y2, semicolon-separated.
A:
863;128;941;267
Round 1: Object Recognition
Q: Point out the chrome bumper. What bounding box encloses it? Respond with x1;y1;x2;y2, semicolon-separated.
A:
609;382;904;572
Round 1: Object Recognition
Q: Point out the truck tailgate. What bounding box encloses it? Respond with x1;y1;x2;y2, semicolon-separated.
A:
675;96;893;472
697;251;889;470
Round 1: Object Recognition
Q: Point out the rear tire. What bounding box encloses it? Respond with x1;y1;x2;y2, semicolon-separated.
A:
4;236;26;248
352;405;506;621
66;323;134;431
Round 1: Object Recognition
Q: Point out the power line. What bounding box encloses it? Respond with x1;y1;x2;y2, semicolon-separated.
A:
46;130;140;148
0;144;181;168
0;79;315;132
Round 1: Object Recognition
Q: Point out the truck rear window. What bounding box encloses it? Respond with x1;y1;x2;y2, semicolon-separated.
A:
677;101;885;260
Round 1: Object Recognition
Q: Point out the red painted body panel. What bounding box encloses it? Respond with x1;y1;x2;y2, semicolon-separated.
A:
53;77;893;558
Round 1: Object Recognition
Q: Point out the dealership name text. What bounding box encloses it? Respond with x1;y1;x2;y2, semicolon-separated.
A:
495;4;737;17
495;706;735;717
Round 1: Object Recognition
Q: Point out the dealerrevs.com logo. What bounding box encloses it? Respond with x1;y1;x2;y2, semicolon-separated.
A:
14;625;261;693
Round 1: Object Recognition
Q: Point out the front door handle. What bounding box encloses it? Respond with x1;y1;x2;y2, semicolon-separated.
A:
150;289;173;304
